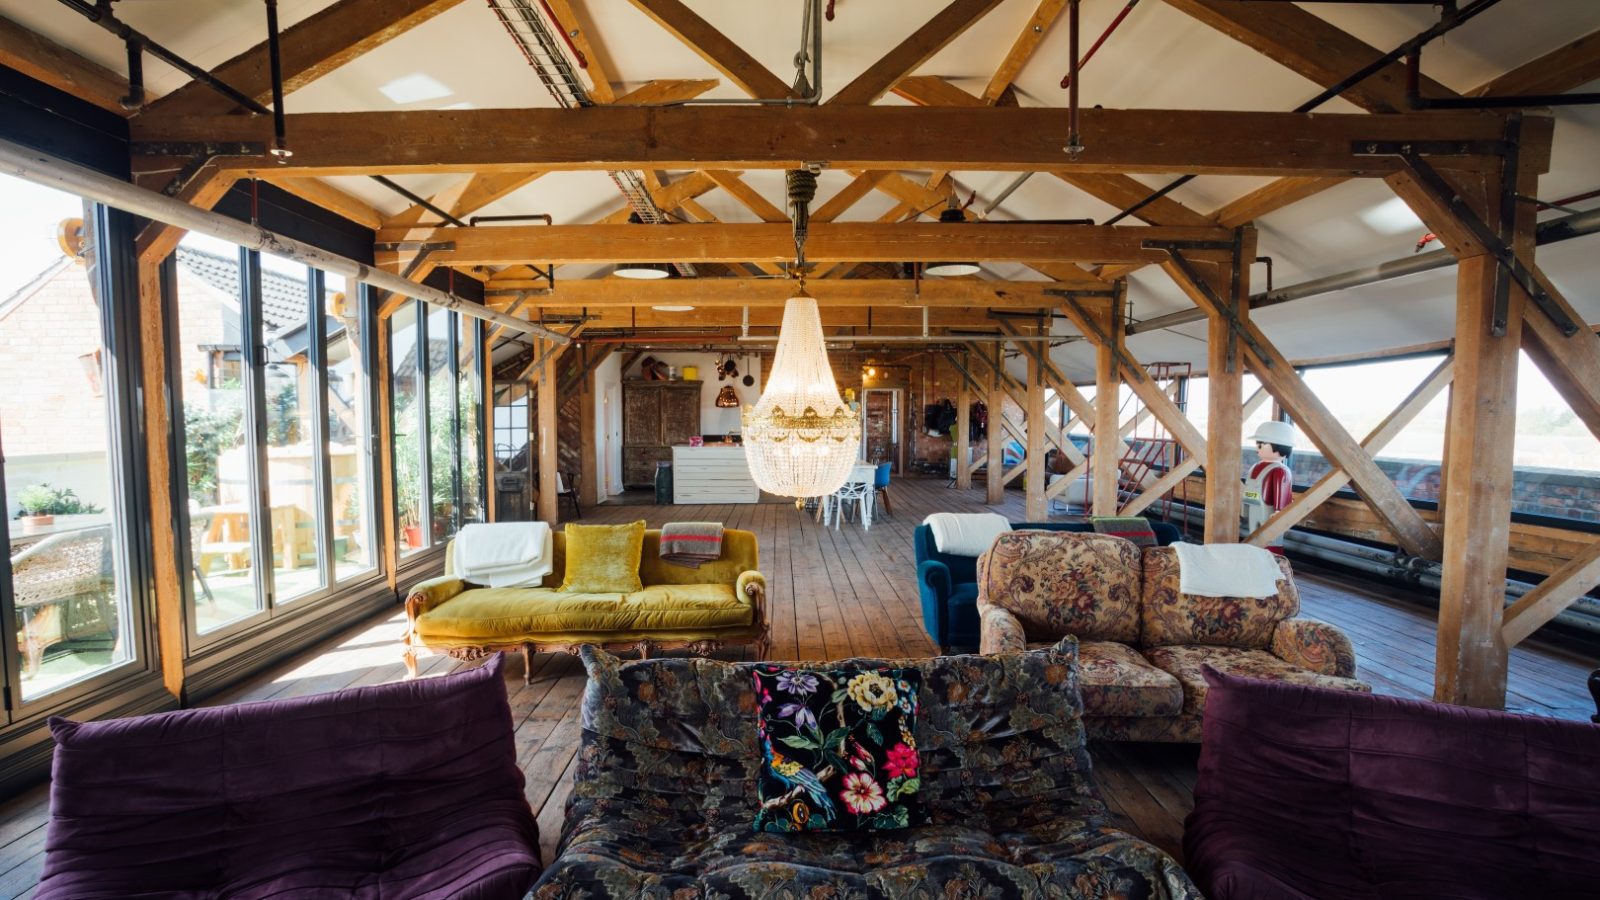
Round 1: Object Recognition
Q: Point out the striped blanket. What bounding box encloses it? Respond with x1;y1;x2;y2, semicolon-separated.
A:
659;521;724;568
1090;516;1158;548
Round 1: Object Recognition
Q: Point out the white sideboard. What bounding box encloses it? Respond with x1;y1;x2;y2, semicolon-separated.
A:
672;445;760;504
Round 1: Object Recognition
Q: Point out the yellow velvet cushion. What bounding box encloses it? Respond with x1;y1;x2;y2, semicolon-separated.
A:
560;520;646;593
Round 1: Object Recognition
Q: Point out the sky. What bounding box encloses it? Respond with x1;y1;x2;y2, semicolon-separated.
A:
0;175;85;300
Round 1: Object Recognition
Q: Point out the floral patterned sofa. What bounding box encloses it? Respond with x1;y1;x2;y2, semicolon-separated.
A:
977;531;1369;742
533;640;1203;899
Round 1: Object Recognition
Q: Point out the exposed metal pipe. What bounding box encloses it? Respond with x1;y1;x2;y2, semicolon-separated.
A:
369;175;469;227
1060;0;1141;90
1063;0;1083;157
738;333;1067;343
0;137;567;342
1128;204;1600;335
264;0;291;159
661;0;823;107
1107;0;1503;226
469;213;554;226
55;0;273;116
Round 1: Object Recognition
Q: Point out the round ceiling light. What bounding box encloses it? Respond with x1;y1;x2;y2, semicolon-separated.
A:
615;262;671;279
924;261;981;277
651;305;696;312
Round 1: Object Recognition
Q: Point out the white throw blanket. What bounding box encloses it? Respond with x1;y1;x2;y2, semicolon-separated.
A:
454;522;553;588
1174;542;1284;598
924;512;1012;557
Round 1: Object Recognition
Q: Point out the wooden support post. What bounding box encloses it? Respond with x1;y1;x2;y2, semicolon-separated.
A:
1025;349;1047;521
484;331;497;522
1191;259;1244;542
1093;292;1124;516
1435;254;1521;707
536;339;559;524
579;359;600;507
985;343;1004;505
956;361;973;490
376;296;399;592
136;257;185;699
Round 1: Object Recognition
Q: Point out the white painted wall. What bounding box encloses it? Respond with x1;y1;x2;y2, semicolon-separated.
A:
593;352;623;500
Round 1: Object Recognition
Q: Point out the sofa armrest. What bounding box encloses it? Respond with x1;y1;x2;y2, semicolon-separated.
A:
405;575;469;621
1271;618;1357;678
917;560;954;650
978;602;1027;655
739;571;771;659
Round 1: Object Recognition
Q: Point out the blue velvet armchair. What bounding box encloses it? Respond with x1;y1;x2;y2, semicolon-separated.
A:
913;519;1182;653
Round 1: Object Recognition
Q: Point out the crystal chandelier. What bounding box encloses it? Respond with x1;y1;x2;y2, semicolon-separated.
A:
742;168;860;498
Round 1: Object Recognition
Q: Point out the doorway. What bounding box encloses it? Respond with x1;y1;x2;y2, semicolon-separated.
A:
862;388;902;472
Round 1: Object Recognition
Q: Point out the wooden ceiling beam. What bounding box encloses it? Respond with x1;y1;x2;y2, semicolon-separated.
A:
384;79;717;234
560;307;1012;329
704;170;789;222
543;0;617;103
131;105;1528;178
813;171;889;223
485;278;1085;308
389;222;1233;267
831;0;1006;105
597;170;718;223
263;177;383;230
1467;27;1600;98
0;14;136;115
140;0;466;118
984;0;1069;104
626;0;795;99
1159;0;1453;113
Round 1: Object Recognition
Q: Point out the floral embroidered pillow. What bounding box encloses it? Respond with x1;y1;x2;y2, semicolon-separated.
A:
752;665;923;833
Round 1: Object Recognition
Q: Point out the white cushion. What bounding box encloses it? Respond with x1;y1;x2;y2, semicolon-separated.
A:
924;512;1012;557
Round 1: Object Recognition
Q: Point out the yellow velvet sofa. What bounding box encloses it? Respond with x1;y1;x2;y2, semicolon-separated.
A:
402;529;768;681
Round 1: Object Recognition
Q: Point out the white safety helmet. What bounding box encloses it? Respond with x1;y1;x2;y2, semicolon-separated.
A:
1250;420;1297;449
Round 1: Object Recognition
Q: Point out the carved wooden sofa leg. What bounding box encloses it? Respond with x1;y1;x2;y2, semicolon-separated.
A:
522;644;534;685
402;646;418;680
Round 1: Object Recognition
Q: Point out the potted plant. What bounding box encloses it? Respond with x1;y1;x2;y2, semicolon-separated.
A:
14;483;101;534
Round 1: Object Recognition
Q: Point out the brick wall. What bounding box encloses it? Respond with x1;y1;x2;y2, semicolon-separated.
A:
0;261;109;458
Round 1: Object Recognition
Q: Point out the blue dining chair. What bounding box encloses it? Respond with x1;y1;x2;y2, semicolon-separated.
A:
873;461;893;518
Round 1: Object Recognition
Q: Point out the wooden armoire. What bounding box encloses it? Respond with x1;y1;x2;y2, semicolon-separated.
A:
622;380;702;488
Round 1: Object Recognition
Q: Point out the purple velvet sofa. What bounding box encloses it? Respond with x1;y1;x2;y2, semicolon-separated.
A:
36;656;540;899
1185;668;1600;900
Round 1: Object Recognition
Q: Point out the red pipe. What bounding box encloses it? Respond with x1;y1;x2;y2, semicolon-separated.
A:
1412;186;1600;251
1061;0;1140;89
578;334;734;344
536;0;587;69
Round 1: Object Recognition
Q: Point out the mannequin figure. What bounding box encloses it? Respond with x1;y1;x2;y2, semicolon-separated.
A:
1243;420;1296;553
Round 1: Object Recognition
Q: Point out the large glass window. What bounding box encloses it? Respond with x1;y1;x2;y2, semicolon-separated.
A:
324;273;375;581
389;299;484;557
172;234;380;641
1;177;143;704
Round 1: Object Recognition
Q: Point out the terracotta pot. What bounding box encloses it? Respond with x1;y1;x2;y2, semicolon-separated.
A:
20;514;53;535
403;524;423;548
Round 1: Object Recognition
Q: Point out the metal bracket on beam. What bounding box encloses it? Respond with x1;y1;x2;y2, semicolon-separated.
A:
1352;140;1510;157
1144;240;1272;372
1382;150;1579;338
131;142;267;197
374;241;456;253
1060;296;1149;384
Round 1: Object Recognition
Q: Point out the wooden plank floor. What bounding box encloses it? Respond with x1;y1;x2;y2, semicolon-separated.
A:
0;476;1595;895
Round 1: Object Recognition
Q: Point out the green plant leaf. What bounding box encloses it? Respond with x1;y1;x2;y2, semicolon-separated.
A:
779;735;818;751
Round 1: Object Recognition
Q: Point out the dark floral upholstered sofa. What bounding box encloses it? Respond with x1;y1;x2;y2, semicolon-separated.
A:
532;640;1202;898
978;531;1369;742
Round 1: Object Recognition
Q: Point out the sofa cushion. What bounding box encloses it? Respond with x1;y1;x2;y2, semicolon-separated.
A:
540;641;1202;899
38;656;539;900
415;584;752;641
977;531;1143;644
561;520;646;593
753;666;924;833
1140;546;1299;649
1144;644;1370;716
1078;640;1184;718
1186;668;1600;900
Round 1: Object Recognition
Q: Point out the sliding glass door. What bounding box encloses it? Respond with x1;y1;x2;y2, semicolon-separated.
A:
389;298;485;558
170;235;381;645
0;177;151;712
